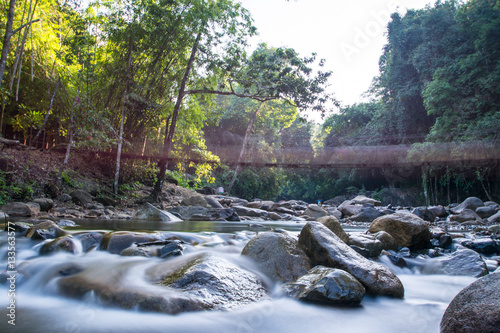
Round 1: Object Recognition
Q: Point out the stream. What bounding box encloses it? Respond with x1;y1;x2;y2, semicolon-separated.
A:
0;219;475;333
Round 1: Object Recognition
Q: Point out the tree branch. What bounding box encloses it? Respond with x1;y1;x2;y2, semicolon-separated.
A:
11;19;40;36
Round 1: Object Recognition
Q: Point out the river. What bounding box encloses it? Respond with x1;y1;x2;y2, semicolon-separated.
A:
0;219;475;333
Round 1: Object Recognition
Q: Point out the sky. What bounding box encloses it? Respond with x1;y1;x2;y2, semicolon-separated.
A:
241;0;434;117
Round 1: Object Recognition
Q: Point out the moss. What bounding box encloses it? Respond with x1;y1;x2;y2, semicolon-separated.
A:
156;254;206;287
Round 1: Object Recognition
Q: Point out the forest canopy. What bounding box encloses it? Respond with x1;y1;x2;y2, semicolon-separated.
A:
0;0;499;204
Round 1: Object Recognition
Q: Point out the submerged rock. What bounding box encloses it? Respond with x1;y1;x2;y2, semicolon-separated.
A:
368;212;431;250
441;272;500;333
298;222;404;298
422;249;489;277
241;232;311;283
283;266;365;305
100;231;163;254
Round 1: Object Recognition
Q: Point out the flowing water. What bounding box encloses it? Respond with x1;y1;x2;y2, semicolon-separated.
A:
0;219;475;333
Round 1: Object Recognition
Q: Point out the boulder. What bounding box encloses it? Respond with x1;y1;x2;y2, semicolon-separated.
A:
70;190;93;206
337;201;363;217
422;249;489;277
368;212;431;250
488;225;500;235
32;198;54;212
317;216;350;244
488;211;500;224
348;233;383;257
441;272;500;333
349;207;384;222
449;209;481;223
372;231;399;251
282;266;365;305
298;222;404;298
428;205;447;217
181;195;210;208
450;197;484;214
303;204;328;219
476;205;498;218
150;252;269;310
79;232;104;252
25;221;67;240
39;236;78;255
411;207;437;222
135;203;183;222
95;196;117;207
462;238;499;255
233;206;268;218
241;232;311;283
351;195;381;206
204;196;224;209
100;231;163;254
327;208;343;220
1;202;40;217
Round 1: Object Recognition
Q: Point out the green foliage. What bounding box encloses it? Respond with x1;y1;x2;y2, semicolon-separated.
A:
0;171;36;204
61;170;82;188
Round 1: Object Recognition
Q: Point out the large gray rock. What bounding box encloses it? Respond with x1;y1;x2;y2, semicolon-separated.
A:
282;266;365;305
422;249;489;277
150;253;269;310
317;216;350;244
241;232;311;283
204;196;224;209
100;231;163;254
476;205;498;218
450;197;484;214
441;272;500;333
135;203;183;222
488;211;500;224
372;231;399;251
303;204;328;219
368;212;431;250
181;195;210;208
32;198;54;212
449;209;481;223
349;207;384;222
349;233;383;257
1;202;40;217
298;222;404;298
70;190;93;206
351;195;381;206
233;206;268;218
338;201;363;217
428;205;447;217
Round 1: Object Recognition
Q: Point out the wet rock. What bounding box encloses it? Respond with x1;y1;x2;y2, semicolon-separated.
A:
380;251;408;268
428;205;447;217
135;203;183;222
462;238;499;255
476;205;498;218
439;234;453;249
488;225;500;235
1;202;40;217
57;219;76;227
79;232;104;252
349;207;384;222
303;204;328;219
352;195;382;206
298;222;404;298
181;195;210;208
318;216;350;244
488;211;500;224
282;266;365;305
120;246;152;257
70;190;93;206
233;206;268;218
32;198;54;212
411;207;437;222
327;208;343;220
159;241;184;258
349;233;383;257
449;209;481;223
4;221;30;235
441;272;500;333
204;196;224;208
40;236;78;255
368;212;431;250
372;231;399;251
338;201;363;217
450;197;484;214
25;221;67;240
151;252;269;310
422;249;489;277
100;231;163;254
350;245;370;258
242;232;311;283
268;212;282;220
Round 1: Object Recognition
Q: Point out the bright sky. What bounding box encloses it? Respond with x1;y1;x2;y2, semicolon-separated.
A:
241;0;433;116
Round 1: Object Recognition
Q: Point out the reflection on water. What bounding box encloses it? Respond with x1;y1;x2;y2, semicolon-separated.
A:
0;219;475;333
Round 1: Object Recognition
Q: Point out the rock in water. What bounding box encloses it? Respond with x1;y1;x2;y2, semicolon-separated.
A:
441;272;500;333
135;203;183;222
283;266;365;305
241;232;311;283
368;212;431;250
450;196;484;214
422;249;489;277
298;222;404;298
317;216;350;244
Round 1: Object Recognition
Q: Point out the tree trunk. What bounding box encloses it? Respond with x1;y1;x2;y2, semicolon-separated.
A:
150;31;202;202
0;0;17;89
226;101;264;195
422;165;429;207
57;87;79;187
114;40;133;195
